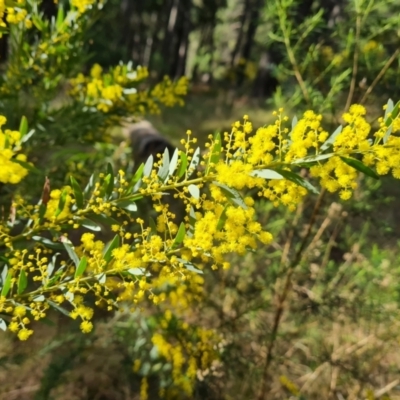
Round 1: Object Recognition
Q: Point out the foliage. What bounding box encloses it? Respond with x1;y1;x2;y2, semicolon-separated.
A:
265;0;400;113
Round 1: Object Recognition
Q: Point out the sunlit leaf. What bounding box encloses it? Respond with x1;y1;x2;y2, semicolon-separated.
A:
75;256;87;278
103;235;120;263
188;184;200;199
1;270;12;297
19;116;28;137
275;169;319;194
143;154;154;177
177;151;188;178
250;169;284;179
61;239;80;267
158;148;170;181
320;125;343;151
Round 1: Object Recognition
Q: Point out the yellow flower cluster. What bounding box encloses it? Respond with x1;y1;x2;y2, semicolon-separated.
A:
71;0;98;14
0;116;29;184
69;63;188;115
0;0;32;32
151;324;221;397
1;101;400;347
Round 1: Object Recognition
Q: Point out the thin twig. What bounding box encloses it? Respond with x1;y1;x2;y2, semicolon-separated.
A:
344;14;361;112
359;47;400;105
257;189;326;400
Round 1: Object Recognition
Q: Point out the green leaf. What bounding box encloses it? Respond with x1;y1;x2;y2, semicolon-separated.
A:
70;176;84;209
383;125;392;144
33;295;45;302
126;268;149;276
171;223;186;248
291;115;298;131
340;156;380;179
129;163;144;188
115;199;138;212
168;148;179;178
79;218;101;231
75;256;87;278
143;155;154;177
88;213;120;227
384;98;394;120
32;15;45;31
19;116;28;138
177;258;203;274
105;163;115;197
17;270;27;295
83;173;96;199
384;100;400;143
103;235;120;263
188;147;201;177
320;125;343;151
61;239;80;267
97;273;106;284
55;188;68;217
292;153;334;164
56;3;65;29
250;169;284;179
188;184;200;199
158;148;170;181
206;132;221;175
20;129;35;144
216;205;228;231
1;270;12;297
213;182;248;209
32;236;64;250
275;169;320;194
47;300;71;317
101;173;112;199
177;152;188;178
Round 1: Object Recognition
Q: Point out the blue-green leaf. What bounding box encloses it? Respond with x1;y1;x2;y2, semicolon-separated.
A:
103;235;120;263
